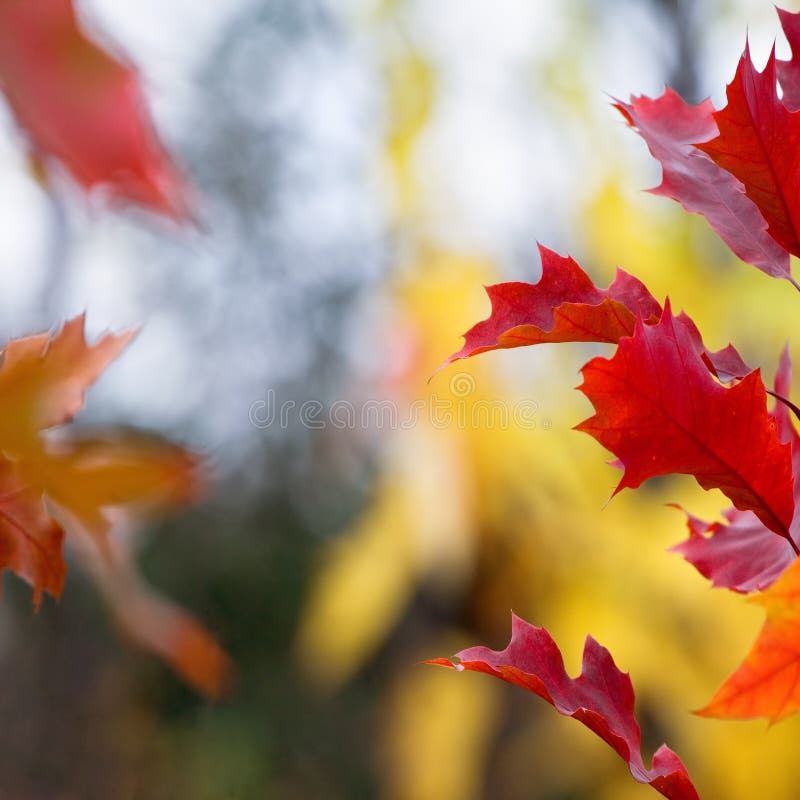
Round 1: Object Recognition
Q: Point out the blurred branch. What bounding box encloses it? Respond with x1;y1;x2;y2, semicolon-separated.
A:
652;0;700;102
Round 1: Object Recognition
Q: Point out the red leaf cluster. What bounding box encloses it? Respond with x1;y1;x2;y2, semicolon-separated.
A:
434;9;800;793
615;89;789;279
618;8;800;286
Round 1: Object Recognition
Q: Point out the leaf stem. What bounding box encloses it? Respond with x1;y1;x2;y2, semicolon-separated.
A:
766;389;800;424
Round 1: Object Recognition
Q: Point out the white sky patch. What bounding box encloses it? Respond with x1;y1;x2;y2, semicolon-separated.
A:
0;116;52;327
79;0;247;80
410;0;564;66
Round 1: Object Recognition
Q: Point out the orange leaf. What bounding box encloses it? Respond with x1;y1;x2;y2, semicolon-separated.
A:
88;543;232;699
0;315;135;456
0;316;230;698
0;317;136;601
26;430;204;547
698;557;800;721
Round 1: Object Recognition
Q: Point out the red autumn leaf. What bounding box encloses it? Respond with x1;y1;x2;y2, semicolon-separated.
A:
576;303;795;543
441;246;752;385
0;0;189;218
615;90;790;280
777;7;800;112
441;245;661;372
671;348;800;592
429;614;699;800
696;43;800;260
698;556;800;722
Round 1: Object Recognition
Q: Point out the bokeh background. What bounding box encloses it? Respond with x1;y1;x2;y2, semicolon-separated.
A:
0;0;799;797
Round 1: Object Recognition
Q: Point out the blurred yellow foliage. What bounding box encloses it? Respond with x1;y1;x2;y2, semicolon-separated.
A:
385;52;434;221
383;651;499;800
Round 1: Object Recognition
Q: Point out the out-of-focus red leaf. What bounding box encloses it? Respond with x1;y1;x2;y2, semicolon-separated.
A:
0;0;189;217
615;90;790;279
698;557;800;722
441;245;662;370
777;8;800;112
576;303;795;543
697;44;800;259
671;348;799;592
429;615;699;800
